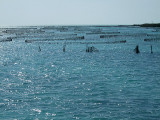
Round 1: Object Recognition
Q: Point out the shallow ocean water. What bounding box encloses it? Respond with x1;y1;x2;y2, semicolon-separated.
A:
0;26;160;120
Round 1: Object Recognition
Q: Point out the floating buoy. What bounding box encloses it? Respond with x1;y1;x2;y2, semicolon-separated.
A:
86;46;99;52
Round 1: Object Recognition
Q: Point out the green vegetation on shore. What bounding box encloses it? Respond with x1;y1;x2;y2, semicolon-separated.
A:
133;23;160;27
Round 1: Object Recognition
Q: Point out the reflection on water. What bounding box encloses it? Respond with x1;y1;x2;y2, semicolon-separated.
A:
0;26;160;119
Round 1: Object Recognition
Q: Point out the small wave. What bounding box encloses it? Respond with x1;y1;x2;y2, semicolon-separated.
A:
32;108;42;114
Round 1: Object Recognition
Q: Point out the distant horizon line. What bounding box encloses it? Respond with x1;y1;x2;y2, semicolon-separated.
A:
0;23;160;28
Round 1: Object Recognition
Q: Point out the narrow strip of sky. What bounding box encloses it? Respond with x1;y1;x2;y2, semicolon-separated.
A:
0;0;160;26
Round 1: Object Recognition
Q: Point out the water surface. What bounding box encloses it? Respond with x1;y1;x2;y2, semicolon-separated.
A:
0;26;160;120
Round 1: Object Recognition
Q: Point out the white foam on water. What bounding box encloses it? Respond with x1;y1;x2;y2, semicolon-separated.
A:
32;108;42;114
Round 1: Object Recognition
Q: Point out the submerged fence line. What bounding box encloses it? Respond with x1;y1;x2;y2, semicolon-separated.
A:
25;36;85;43
100;33;148;38
0;38;12;42
16;33;77;39
27;40;127;45
144;38;160;42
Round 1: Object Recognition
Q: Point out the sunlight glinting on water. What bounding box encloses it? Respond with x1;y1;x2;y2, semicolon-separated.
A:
0;26;160;119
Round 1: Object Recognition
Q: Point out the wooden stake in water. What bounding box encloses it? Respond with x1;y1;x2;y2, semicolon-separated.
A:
134;45;140;54
63;44;66;52
38;46;41;52
151;45;153;54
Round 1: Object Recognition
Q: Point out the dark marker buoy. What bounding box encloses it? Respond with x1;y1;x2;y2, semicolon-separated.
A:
134;45;140;54
86;45;99;52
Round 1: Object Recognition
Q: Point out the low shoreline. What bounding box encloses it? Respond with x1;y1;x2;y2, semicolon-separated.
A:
133;23;160;27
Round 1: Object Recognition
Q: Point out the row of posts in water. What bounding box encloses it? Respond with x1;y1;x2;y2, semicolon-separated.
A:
134;45;153;54
38;45;154;53
63;44;154;53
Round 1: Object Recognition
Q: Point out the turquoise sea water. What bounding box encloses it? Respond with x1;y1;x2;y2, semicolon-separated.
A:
0;26;160;120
